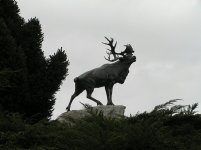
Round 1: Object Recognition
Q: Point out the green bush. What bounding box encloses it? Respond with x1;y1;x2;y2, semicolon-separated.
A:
0;100;201;150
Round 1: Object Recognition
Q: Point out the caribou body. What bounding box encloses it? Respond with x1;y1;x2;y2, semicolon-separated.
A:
66;37;136;111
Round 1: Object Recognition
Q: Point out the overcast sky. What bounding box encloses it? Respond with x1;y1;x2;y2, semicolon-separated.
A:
16;0;201;119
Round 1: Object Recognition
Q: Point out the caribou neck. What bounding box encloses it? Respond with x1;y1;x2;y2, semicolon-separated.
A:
114;58;135;69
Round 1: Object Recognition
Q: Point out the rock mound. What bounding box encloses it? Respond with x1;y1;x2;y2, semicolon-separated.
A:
56;105;126;123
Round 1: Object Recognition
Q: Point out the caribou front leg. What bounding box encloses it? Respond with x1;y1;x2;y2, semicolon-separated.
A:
105;84;114;105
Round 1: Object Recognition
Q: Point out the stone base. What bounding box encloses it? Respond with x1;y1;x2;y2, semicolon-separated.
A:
56;105;126;124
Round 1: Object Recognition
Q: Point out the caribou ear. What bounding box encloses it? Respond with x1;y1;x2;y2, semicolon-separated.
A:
123;44;134;53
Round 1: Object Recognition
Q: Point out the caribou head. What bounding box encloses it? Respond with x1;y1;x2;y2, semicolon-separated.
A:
103;37;135;62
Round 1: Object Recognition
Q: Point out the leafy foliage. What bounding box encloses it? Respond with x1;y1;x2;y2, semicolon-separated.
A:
0;101;201;150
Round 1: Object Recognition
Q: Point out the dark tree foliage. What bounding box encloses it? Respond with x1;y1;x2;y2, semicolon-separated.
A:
0;101;201;150
20;18;50;120
0;0;24;42
0;17;28;114
0;0;69;121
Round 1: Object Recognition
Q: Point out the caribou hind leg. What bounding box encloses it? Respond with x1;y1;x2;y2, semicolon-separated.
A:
86;88;103;105
66;86;84;111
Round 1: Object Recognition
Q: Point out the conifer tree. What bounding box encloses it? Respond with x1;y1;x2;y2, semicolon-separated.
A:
0;17;28;114
0;0;69;121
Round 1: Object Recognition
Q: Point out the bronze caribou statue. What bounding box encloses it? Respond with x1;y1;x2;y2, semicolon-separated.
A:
66;37;136;111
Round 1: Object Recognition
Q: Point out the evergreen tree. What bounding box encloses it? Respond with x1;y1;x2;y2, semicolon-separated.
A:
20;18;48;119
0;0;24;42
44;48;69;118
0;0;69;121
0;17;28;114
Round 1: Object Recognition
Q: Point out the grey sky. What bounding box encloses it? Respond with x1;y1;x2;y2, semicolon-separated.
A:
16;0;201;119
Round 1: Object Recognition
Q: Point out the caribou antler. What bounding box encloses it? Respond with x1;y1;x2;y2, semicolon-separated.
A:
102;37;122;62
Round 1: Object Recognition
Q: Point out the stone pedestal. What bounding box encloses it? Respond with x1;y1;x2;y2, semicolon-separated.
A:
56;105;126;123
